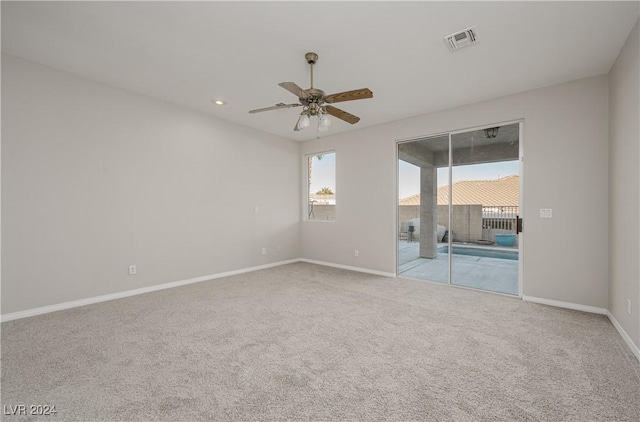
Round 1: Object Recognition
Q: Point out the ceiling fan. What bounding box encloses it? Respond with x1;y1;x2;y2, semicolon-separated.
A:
249;52;373;132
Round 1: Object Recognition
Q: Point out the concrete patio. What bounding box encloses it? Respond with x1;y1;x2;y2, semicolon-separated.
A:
398;240;519;296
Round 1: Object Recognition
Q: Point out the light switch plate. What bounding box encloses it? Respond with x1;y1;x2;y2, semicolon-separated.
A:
540;209;552;218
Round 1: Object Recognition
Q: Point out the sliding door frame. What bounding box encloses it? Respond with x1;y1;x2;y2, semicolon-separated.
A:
395;119;524;298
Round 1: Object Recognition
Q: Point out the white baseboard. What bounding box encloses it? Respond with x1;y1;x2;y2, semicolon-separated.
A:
517;296;640;362
10;259;635;365
298;258;395;278
1;259;300;323
606;311;640;362
522;295;607;315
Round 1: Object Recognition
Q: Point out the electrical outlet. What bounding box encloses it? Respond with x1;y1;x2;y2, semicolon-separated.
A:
628;299;632;315
128;265;137;275
262;248;267;255
254;206;259;214
354;250;359;257
277;245;282;252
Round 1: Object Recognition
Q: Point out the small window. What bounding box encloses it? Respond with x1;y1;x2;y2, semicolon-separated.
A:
306;151;336;221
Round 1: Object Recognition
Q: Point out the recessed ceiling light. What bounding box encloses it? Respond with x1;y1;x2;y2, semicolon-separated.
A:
213;99;226;106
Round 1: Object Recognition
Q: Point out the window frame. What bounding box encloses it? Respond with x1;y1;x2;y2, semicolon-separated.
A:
303;150;336;222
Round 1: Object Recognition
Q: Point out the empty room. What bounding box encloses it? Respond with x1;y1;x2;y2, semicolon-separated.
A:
2;2;639;421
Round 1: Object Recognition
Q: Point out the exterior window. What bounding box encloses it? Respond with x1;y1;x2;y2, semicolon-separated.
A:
306;151;335;221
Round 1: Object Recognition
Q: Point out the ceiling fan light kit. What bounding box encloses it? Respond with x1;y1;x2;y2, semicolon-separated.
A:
318;113;330;132
249;52;373;132
296;113;310;130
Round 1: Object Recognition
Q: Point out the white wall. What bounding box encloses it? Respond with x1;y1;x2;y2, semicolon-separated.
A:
0;51;621;318
1;55;300;314
609;19;640;349
301;75;609;309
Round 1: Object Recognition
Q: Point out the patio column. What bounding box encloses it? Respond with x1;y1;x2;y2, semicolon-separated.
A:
419;164;438;259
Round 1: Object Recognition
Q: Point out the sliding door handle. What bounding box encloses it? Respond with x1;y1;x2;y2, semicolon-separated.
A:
516;216;523;233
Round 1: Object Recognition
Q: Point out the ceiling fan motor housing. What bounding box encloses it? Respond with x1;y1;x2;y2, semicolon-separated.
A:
301;88;326;115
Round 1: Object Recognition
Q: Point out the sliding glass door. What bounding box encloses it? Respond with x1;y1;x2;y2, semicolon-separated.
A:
397;122;522;296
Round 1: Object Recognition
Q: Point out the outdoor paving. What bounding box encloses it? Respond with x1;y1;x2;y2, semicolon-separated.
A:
398;240;519;296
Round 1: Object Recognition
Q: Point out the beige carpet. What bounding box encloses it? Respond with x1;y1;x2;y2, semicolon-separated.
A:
2;262;639;421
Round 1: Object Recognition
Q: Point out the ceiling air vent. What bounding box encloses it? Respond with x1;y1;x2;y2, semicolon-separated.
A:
444;26;478;51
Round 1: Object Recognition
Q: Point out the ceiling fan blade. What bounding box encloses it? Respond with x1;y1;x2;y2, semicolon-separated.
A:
324;88;373;104
325;105;360;124
249;103;300;114
279;82;311;100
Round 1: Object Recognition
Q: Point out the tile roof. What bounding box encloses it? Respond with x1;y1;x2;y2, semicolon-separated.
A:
398;193;420;206
399;175;519;206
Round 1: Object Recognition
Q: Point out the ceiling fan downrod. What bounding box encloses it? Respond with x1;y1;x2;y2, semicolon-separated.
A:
305;52;318;89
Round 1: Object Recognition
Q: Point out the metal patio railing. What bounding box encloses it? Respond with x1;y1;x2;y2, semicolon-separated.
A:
482;206;519;232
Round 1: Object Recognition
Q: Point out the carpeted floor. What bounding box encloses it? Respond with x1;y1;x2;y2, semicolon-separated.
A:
2;262;639;421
